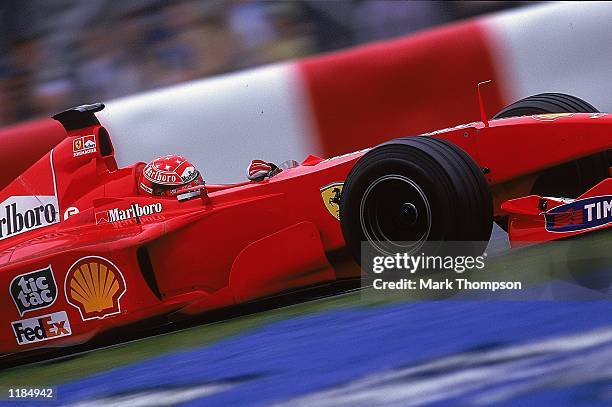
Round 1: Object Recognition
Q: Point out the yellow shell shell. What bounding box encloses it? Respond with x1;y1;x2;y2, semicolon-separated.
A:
69;262;121;314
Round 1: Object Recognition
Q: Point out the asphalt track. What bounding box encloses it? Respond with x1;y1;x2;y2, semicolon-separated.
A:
4;227;612;406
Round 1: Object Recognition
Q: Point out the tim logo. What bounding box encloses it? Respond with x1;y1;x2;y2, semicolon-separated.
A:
10;266;58;316
73;135;97;157
545;195;612;233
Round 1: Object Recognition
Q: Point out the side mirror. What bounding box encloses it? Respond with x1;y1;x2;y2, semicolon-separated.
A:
177;185;209;204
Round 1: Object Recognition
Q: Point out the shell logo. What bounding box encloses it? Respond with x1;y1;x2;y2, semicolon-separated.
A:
64;257;126;321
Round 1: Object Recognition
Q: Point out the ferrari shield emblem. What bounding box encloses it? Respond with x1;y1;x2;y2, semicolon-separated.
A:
321;182;344;220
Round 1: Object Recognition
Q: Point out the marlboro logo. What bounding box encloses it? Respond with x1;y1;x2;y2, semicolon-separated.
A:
95;203;163;224
0;196;59;241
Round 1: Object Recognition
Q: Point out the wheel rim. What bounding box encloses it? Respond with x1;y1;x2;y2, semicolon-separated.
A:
359;175;432;255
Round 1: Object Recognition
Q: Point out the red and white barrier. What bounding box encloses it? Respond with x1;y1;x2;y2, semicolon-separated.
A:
484;1;612;109
1;1;611;187
98;63;318;184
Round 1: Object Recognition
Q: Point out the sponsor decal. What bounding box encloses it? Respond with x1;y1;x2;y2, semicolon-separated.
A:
12;311;71;345
65;256;126;320
180;166;197;183
545;195;612;233
177;189;203;202
320;182;344;220
144;164;180;185
95;202;163;224
0;196;59;241
73;135;97;157
532;113;574;121
589;113;607;119
63;206;80;220
10;266;58;316
143;156;200;186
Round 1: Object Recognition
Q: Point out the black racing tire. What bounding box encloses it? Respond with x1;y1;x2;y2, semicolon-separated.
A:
340;137;493;265
492;92;598;119
492;93;609;230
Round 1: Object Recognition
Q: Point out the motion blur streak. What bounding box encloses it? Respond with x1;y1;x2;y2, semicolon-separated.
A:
67;383;235;407
485;1;612;109
48;301;612;406
276;327;612;406
299;20;503;157
98;63;319;184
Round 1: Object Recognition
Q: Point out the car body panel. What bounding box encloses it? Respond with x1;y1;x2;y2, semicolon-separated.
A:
1;110;610;354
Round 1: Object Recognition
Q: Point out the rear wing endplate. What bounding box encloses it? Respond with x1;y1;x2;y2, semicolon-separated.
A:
52;103;105;131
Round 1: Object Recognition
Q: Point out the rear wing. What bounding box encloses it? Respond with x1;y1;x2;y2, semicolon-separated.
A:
0;103;119;244
52;103;105;131
52;103;115;158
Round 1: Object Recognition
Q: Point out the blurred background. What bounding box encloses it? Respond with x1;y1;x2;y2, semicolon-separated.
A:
0;0;534;126
3;3;612;405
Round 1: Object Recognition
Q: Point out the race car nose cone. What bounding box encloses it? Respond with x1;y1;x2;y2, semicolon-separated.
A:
400;202;418;225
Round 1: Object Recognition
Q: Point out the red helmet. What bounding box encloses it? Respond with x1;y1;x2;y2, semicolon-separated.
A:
139;155;204;198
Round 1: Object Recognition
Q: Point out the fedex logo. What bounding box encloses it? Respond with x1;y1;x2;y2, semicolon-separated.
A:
12;311;71;345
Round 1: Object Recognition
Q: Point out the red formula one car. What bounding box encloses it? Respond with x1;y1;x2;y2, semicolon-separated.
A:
1;93;610;356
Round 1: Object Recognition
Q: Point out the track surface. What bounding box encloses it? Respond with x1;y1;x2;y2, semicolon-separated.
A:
8;301;612;406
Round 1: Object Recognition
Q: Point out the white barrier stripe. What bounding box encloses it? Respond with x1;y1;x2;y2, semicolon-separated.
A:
483;1;612;111
98;63;319;183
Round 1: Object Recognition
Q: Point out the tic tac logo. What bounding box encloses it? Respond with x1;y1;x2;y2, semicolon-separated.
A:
10;266;58;316
0;196;59;241
12;311;71;345
545;195;612;233
73;135;97;157
65;256;126;320
95;203;163;224
320;182;344;220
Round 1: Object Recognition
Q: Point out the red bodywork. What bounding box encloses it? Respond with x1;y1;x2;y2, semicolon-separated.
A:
1;112;610;354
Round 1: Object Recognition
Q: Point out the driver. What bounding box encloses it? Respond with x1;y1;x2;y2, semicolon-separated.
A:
138;155;205;197
246;159;280;181
138;155;280;197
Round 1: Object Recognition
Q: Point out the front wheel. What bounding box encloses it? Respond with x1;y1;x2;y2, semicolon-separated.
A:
340;137;493;264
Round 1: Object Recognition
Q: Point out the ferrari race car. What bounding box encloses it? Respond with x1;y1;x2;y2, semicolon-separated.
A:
1;93;610;356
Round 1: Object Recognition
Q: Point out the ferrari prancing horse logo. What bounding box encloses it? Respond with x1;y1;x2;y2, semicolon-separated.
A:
320;182;344;220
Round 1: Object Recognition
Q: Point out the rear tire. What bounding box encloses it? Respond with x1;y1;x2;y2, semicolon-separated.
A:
340;137;493;264
493;93;598;118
